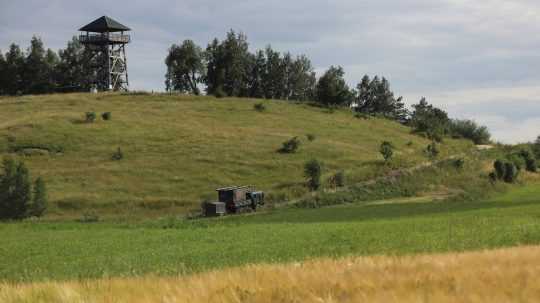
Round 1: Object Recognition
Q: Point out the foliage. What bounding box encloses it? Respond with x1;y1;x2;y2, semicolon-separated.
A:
306;134;316;142
253;103;266;112
112;147;124;161
379;141;394;162
503;162;519;183
101;112;112;121
449;119;491;145
165;40;205;95
534;136;540;159
453;158;465;169
29;177;47;217
409;98;449;142
0;158;32;220
315;66;353;107
355;75;408;122
494;160;506;180
425;142;440;159
304;159;322;191
328;170;345;188
85;112;96;123
279;137;301;153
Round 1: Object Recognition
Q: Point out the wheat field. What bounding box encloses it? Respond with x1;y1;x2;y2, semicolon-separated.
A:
2;245;539;303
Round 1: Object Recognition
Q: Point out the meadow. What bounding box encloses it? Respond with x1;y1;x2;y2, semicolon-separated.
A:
0;93;471;218
3;245;539;303
1;181;539;282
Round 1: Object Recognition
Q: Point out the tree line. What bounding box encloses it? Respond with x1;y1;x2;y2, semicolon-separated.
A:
0;36;91;95
165;30;491;144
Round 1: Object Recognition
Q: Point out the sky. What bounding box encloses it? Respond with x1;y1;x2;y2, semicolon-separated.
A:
1;0;539;143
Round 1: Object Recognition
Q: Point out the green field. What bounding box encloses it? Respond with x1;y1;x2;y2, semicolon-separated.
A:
0;93;472;218
1;181;539;282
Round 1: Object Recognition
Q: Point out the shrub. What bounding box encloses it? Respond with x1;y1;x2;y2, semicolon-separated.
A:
425;142;440;159
449;119;491;144
304;159;322;191
29;177;47;217
253;103;266;112
0;158;31;220
503;162;519;183
85;112;96;123
279;137;301;153
306;134;316;142
101;112;112;121
379;141;394;162
526;158;537;173
494;160;506;180
112;147;124;161
406;141;414;147
329;170;345;188
453;158;465;169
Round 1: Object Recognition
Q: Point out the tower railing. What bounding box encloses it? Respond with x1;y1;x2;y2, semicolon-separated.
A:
79;33;131;44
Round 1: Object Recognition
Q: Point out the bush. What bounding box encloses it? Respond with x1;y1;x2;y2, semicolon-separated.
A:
306;134;316;142
279;137;301;153
101;112;112;121
503;162;519;183
449;119;491;144
329;170;345;188
526;158;537;173
29;177;47;217
494;160;506;180
85;112;96;123
304;159;322;191
253;103;266;112
379;141;394;162
425;142;440;159
453;158;465;169
0;158;32;220
112;147;124;161
517;149;537;172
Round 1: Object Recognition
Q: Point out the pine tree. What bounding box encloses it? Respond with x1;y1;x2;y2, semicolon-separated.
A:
0;158;17;219
4;43;25;95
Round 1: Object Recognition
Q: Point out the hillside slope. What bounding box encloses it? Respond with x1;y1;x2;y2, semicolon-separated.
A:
0;93;472;218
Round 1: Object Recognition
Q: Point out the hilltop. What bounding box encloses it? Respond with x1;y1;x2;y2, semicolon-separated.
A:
0;92;473;219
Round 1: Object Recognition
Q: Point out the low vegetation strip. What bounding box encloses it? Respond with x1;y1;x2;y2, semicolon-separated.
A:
2;245;540;303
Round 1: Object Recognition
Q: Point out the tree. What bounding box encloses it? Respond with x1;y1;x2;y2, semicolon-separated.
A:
355;75;408;122
165;40;205;95
0;50;6;95
316;66;353;107
4;43;25;95
0;158;31;220
288;55;316;101
449;119;491;144
304;159;322;191
23;36;49;94
262;46;286;99
533;136;540;159
380;141;394;162
204;38;224;95
29;177;47;217
56;37;88;92
409;98;450;141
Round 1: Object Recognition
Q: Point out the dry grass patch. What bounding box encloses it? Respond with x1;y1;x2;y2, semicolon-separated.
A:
2;246;540;303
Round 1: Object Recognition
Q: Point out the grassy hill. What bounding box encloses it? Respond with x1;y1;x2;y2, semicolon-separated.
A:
0;92;472;219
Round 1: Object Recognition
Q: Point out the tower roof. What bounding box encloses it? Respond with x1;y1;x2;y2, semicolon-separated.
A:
79;16;131;33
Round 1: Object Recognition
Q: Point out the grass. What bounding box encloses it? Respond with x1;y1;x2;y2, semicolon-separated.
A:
2;245;540;303
0;92;472;218
1;180;539;282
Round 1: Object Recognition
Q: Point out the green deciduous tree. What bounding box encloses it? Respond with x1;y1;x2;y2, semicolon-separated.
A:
165;40;205;95
409;98;450;141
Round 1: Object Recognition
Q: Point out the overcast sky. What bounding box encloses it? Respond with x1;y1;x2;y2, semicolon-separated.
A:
1;0;539;143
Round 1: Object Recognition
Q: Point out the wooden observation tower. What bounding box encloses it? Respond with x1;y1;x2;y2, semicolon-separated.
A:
78;16;131;91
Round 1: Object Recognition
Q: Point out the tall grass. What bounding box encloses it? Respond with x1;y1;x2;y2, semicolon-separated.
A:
2;246;539;303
